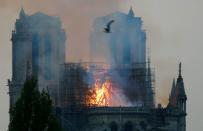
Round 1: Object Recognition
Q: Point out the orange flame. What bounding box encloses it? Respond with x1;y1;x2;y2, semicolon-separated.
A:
86;79;113;107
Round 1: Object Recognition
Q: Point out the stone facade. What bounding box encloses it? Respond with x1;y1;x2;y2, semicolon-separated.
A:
84;107;183;131
8;8;66;108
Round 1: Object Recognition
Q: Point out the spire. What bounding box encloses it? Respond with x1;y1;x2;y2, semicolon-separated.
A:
177;62;183;82
20;6;26;19
168;78;177;107
128;6;134;17
179;62;182;78
176;62;186;98
175;63;187;113
168;63;187;108
169;78;176;100
177;62;186;95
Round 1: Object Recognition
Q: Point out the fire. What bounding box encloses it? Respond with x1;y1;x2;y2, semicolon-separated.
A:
85;65;130;107
86;79;113;107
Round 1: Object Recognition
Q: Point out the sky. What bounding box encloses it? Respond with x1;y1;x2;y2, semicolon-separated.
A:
0;0;203;130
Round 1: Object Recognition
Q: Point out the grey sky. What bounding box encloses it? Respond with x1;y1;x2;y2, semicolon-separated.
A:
0;0;202;130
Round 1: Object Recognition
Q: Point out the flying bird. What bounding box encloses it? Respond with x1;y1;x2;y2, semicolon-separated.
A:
104;20;115;33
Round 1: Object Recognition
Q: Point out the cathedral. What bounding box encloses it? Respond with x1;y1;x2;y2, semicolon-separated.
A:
8;8;187;131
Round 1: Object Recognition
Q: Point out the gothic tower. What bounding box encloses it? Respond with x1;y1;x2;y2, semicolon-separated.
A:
8;8;66;109
168;63;187;131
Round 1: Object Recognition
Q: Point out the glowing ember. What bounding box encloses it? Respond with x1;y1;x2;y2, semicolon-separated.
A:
86;79;113;107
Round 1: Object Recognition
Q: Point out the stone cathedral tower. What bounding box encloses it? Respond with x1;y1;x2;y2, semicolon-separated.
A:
8;8;66;108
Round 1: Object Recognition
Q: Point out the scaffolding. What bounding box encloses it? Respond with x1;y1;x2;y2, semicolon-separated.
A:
59;62;155;130
60;62;155;108
59;63;89;130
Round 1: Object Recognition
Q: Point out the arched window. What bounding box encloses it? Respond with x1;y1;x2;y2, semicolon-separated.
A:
123;121;133;131
109;121;118;131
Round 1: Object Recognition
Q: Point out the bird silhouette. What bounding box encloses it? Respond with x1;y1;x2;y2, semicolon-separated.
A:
104;20;115;33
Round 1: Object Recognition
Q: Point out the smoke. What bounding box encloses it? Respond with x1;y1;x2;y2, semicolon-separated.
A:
1;0;173;107
0;0;128;63
90;12;146;64
7;0;152;107
89;10;149;106
1;0;202;130
18;0;127;62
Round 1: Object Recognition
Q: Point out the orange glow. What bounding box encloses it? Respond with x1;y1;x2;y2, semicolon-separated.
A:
86;79;113;107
